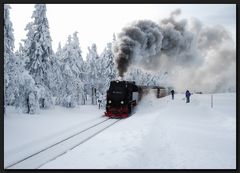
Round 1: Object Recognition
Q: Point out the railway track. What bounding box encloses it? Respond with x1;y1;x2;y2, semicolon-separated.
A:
5;117;120;169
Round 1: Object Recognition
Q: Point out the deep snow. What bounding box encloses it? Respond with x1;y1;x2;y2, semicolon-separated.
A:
4;105;104;167
4;93;236;169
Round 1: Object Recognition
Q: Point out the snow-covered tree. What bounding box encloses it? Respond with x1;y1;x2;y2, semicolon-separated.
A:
86;43;99;86
15;43;26;66
56;42;62;59
72;32;85;81
22;4;54;108
96;42;117;107
59;33;85;107
85;43;99;104
101;42;117;88
4;4;16;107
4;5;39;114
53;42;65;105
4;5;14;55
17;72;39;114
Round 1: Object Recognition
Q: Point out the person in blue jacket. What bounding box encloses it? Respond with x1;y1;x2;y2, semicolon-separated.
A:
185;90;191;103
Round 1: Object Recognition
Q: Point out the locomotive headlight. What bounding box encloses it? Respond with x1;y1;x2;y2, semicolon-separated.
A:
120;101;124;104
108;100;112;103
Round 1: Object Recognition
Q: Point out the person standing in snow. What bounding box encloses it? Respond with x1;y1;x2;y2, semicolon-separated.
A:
185;90;191;103
171;89;175;100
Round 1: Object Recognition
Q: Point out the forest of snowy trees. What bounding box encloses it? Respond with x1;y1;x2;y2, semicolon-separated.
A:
4;4;165;114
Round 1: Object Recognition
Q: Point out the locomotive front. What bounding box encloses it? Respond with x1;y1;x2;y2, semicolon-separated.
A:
105;80;140;118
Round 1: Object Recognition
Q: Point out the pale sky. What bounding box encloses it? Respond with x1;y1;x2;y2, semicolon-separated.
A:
8;4;236;59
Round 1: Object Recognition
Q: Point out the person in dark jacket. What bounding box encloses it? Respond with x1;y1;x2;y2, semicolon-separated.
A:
185;90;191;103
170;90;175;100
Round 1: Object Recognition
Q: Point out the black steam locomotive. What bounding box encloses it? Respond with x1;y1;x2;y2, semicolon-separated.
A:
105;80;141;118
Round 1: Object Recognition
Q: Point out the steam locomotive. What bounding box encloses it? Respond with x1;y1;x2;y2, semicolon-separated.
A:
104;79;170;118
105;80;141;118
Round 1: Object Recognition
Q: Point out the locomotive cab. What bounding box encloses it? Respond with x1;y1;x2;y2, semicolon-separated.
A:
105;80;139;118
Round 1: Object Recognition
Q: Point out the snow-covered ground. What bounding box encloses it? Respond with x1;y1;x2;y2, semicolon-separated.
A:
4;105;104;167
4;93;236;169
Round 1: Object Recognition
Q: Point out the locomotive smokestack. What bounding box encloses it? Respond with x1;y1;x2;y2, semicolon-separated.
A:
117;76;123;81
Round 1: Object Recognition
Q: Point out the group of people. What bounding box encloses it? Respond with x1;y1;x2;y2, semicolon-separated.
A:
170;89;191;103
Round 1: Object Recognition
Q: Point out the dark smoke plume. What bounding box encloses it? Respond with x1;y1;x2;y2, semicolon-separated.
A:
113;9;236;93
114;20;163;77
113;9;201;77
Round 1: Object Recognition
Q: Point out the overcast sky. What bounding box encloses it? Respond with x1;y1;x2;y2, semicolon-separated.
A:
8;4;236;59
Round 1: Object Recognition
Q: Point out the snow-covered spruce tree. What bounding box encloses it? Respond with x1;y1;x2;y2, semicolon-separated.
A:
97;42;117;108
101;42;117;90
17;71;39;114
85;37;117;107
15;43;26;67
23;4;54;108
4;4;17;107
85;43;99;105
59;33;85;107
56;42;62;58
21;22;34;66
15;45;39;114
72;32;87;104
4;5;39;114
54;42;64;105
72;32;85;83
48;54;63;104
